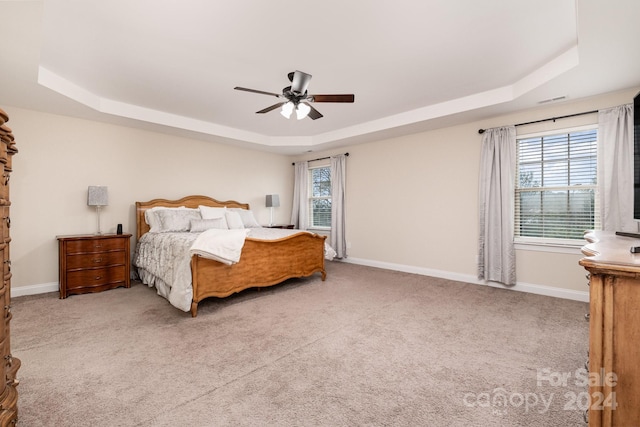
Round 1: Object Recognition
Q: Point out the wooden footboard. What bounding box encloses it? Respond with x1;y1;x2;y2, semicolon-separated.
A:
190;232;326;316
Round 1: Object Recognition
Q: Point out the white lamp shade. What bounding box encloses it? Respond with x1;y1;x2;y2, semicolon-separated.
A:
280;102;294;119
87;186;108;206
265;194;280;208
296;102;311;120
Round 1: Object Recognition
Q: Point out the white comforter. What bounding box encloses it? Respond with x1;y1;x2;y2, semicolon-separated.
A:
134;228;335;312
189;228;251;265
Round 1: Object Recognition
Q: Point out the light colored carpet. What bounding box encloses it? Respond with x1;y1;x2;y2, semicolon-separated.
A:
11;262;589;426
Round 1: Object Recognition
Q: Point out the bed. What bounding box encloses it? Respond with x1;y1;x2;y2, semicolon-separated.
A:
133;195;328;317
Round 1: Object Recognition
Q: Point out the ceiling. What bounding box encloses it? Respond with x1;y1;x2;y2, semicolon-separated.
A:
1;0;639;154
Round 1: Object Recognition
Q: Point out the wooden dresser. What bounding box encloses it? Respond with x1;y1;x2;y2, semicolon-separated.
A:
0;108;19;425
580;231;640;427
57;234;131;298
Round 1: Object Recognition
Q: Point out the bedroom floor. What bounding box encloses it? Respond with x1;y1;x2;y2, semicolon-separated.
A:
11;261;589;426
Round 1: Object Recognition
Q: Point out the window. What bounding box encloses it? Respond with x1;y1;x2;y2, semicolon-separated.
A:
309;166;331;229
515;126;599;244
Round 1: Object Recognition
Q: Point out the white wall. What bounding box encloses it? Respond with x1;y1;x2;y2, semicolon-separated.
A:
8;108;294;291
295;88;640;300
7;87;639;300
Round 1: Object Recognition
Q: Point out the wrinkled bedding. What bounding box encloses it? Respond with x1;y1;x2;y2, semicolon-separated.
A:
134;228;335;312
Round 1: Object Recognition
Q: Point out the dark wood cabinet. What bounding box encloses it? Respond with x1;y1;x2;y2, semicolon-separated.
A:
0;107;19;425
57;234;131;298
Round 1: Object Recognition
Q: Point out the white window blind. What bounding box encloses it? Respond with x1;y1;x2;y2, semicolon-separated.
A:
515;127;599;242
308;166;331;228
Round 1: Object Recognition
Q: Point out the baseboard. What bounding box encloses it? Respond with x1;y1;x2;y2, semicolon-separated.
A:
340;257;589;303
12;260;591;304
485;279;589;303
11;282;59;298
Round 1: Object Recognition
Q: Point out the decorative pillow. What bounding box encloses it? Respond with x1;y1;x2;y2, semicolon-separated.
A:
225;210;245;229
229;208;262;228
145;206;191;233
190;218;227;232
155;209;201;232
198;205;229;229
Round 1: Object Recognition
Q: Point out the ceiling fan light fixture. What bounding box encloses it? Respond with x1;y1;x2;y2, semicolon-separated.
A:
281;101;294;119
296;102;310;120
235;70;354;120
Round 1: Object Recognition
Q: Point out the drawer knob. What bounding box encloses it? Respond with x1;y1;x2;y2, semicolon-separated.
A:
95;276;102;280
94;244;103;248
93;258;103;263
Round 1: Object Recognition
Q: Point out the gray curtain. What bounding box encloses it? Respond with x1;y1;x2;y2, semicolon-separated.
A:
598;104;634;232
478;126;516;286
330;154;347;258
290;161;309;229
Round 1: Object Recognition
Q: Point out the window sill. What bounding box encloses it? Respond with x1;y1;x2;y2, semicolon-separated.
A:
514;240;585;255
308;227;330;234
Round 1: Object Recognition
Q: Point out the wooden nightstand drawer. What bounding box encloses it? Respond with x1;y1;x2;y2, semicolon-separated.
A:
65;237;124;254
66;251;124;269
65;265;126;289
57;233;131;298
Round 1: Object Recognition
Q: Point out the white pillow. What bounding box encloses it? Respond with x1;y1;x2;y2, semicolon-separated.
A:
190;218;227;232
198;205;226;218
225;210;245;229
198;205;229;228
145;206;192;233
198;205;229;229
155;209;201;232
229;208;261;228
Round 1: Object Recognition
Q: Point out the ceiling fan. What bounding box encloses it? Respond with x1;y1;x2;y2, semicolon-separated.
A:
234;70;355;120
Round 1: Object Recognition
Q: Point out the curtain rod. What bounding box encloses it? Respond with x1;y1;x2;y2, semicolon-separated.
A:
477;110;598;134
291;152;349;166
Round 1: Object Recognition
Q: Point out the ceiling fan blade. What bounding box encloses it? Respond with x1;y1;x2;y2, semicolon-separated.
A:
256;102;285;114
303;102;323;120
290;71;312;95
310;94;355;103
234;87;281;98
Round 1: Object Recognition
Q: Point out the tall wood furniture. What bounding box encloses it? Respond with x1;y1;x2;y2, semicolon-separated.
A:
57;234;131;298
580;231;640;427
0;108;19;425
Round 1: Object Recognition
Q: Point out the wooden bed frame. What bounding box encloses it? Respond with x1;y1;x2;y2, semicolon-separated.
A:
135;195;327;317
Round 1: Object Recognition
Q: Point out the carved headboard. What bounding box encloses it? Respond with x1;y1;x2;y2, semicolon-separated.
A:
135;195;250;239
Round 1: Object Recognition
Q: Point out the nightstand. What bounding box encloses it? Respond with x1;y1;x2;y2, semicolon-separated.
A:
57;233;131;298
264;224;295;229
